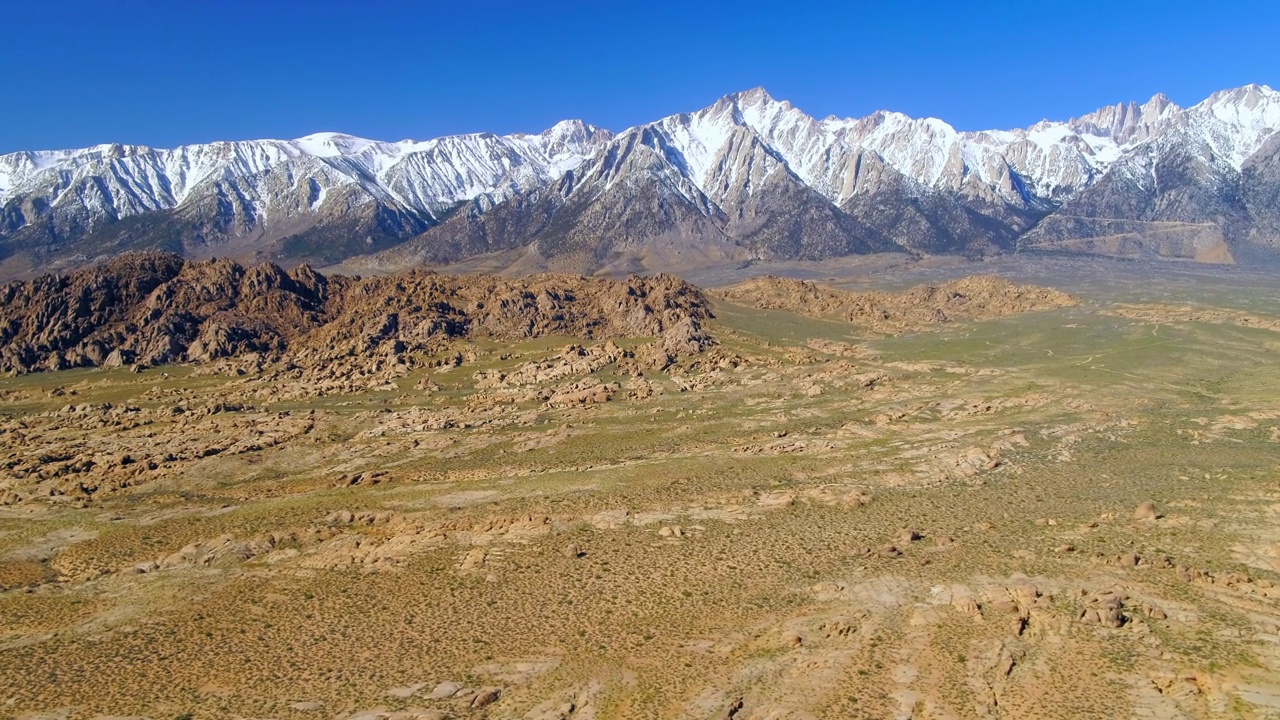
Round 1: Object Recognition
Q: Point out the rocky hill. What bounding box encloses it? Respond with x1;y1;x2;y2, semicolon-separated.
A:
0;252;714;375
713;275;1077;332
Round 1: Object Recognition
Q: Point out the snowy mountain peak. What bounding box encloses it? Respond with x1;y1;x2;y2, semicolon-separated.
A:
541;118;600;138
533;119;612;151
1068;94;1181;145
726;86;781;106
701;87;807;134
1186;83;1280;167
1203;83;1279;106
519;119;613;174
292;132;382;157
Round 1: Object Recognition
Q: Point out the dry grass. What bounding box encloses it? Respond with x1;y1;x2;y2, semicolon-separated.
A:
2;273;1280;719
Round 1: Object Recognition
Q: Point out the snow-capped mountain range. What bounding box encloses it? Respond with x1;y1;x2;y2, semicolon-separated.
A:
0;119;612;258
2;83;1279;278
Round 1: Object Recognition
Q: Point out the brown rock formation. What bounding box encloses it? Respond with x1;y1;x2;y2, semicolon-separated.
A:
0;252;714;375
712;275;1075;332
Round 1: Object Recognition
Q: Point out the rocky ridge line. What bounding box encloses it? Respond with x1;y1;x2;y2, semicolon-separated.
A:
711;275;1077;332
0;252;714;376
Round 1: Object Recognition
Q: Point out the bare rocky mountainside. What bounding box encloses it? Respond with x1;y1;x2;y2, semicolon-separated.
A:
3;84;1280;279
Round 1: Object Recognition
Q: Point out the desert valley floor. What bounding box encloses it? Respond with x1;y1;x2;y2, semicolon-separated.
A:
3;257;1280;720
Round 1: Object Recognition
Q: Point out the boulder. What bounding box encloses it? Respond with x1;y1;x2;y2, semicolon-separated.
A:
428;681;462;699
1134;501;1160;520
471;688;501;708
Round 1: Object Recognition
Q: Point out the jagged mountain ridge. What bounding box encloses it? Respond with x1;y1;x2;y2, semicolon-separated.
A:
3;84;1279;278
1019;85;1280;264
0;121;613;272
364;86;1242;271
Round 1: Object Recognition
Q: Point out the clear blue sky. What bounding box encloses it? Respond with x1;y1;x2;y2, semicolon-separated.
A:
2;0;1277;153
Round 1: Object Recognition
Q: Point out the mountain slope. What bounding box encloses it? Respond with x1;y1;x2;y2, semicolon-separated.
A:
1018;85;1280;263
0;122;612;275
1240;134;1280;261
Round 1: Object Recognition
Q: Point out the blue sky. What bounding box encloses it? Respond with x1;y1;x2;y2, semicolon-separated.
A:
2;0;1277;153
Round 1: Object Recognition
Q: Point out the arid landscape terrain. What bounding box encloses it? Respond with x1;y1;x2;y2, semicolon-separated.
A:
1;254;1279;719
4;0;1278;715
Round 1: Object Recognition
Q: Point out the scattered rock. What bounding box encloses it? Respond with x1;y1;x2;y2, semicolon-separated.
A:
758;492;796;509
471;688;501;708
896;528;922;543
1078;589;1128;628
428;681;463;699
878;544;904;558
386;683;427;698
1112;552;1142;568
459;548;488;572
952;595;983;618
1134;501;1160;521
